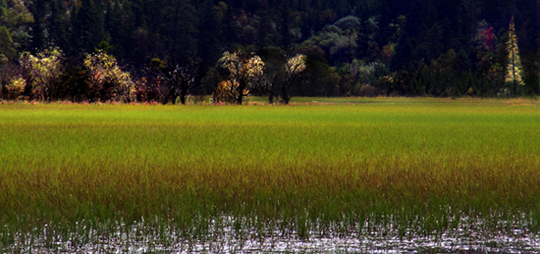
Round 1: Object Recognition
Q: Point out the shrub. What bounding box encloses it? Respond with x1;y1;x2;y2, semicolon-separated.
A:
84;50;135;102
19;47;64;101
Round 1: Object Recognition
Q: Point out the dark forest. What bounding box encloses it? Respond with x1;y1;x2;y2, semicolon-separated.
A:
1;0;539;103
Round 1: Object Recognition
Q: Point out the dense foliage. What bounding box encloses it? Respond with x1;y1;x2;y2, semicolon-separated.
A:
0;0;539;102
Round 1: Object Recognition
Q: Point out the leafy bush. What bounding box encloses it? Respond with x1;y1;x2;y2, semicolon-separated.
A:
19;47;64;101
84;50;134;102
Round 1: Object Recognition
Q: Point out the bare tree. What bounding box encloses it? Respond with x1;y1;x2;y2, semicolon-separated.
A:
163;60;199;105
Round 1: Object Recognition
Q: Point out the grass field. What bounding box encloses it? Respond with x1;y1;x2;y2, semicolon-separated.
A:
1;98;539;248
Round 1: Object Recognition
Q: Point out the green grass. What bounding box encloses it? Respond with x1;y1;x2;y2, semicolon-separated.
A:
1;98;540;247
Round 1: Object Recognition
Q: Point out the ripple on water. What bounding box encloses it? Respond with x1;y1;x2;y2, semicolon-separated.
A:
7;217;540;253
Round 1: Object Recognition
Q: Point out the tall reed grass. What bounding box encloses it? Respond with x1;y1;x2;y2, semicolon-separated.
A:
0;98;539;247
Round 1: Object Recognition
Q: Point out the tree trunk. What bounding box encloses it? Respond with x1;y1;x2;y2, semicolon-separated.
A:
268;75;279;104
268;92;274;104
180;85;187;105
236;93;243;105
282;81;290;105
236;80;246;105
283;96;290;105
513;56;517;97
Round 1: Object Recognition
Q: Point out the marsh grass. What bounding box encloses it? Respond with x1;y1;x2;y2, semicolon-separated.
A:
0;98;539;250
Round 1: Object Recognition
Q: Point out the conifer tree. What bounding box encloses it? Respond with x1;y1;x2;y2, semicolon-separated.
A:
0;26;16;61
505;16;525;95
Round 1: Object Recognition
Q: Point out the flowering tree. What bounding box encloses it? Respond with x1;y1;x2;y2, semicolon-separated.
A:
474;20;503;92
84;50;134;102
217;51;265;104
474;20;495;73
281;54;306;104
19;47;64;101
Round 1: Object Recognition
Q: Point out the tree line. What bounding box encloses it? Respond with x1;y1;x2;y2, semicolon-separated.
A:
1;0;539;103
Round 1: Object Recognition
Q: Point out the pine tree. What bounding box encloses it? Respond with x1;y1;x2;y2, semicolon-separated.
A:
505;16;525;95
71;0;106;55
0;26;16;61
147;0;198;66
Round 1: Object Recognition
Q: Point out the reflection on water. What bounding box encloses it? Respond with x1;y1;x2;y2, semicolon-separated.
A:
7;217;540;253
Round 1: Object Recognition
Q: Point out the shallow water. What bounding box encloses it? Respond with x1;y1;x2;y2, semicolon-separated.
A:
12;231;540;253
7;217;540;253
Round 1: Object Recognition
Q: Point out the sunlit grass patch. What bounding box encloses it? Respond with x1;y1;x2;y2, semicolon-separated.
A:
0;98;539;250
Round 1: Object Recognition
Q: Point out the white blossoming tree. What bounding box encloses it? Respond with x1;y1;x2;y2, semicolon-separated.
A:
215;51;265;104
281;54;306;105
